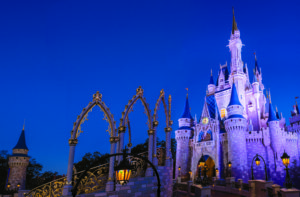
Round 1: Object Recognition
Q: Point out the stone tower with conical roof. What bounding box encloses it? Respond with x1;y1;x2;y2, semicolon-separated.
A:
8;126;30;190
224;82;248;181
175;93;193;180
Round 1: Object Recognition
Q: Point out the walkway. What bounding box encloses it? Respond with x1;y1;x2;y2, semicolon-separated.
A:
212;190;243;197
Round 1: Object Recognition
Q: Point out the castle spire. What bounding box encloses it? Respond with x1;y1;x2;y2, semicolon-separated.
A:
254;53;261;74
276;106;280;119
228;81;242;106
209;69;214;84
181;90;193;119
232;7;238;34
13;126;28;150
268;95;278;122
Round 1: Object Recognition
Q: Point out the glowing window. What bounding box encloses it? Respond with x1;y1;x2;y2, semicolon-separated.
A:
221;108;226;118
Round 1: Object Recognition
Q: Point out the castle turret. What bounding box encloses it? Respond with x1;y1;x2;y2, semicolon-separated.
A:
267;93;282;160
8;126;30;190
224;82;248;181
208;70;216;95
229;8;247;111
175;93;193;180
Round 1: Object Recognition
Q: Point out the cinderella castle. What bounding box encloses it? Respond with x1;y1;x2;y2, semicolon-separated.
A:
175;9;300;185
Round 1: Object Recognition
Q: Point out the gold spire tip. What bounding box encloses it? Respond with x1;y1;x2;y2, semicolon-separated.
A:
185;88;189;98
211;69;213;76
23;119;25;130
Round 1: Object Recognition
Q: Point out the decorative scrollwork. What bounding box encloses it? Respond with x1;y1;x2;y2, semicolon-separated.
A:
153;89;172;128
76;164;109;195
127;152;148;178
71;91;117;139
157;147;166;166
25;177;66;197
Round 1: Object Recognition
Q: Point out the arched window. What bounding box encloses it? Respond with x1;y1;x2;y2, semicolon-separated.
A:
221;108;227;118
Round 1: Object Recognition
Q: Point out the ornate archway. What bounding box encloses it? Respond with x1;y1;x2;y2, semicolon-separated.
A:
196;155;216;181
117;86;154;167
63;91;118;195
152;89;173;165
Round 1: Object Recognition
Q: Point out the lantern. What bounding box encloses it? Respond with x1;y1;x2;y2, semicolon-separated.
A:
7;183;11;189
189;170;192;176
114;155;133;185
228;161;232;168
216;168;219;173
199;154;205;167
178;166;181;171
281;151;290;167
255;157;261;166
17;183;21;188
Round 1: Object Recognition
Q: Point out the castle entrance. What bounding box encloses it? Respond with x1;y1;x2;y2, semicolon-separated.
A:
197;155;215;179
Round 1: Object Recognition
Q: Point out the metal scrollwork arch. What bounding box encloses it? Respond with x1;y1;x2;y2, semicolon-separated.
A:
119;86;153;143
153;89;173;128
71;91;117;139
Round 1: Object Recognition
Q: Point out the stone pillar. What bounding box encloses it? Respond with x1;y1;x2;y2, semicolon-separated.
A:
153;121;159;166
226;177;235;189
201;186;211;197
146;129;154;176
280;188;300;197
165;127;172;167
272;184;281;197
248;180;255;197
106;137;118;192
62;138;78;196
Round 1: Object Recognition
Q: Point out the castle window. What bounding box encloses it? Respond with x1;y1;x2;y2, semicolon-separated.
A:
221;108;226;118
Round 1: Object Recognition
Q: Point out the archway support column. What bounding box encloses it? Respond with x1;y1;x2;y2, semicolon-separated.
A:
146;129;154;176
153;121;159;166
106;137;118;192
62;138;78;196
117;126;126;161
165;127;172;167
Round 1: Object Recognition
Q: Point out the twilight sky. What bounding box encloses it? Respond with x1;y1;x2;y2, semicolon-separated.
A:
0;0;299;174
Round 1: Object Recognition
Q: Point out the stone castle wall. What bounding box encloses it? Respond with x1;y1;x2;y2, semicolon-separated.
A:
8;156;29;190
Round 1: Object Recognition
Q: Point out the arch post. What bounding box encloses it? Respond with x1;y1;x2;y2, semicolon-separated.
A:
117;126;126;161
165;127;172;167
62;138;78;196
153;121;159;166
146;129;155;176
106;136;118;192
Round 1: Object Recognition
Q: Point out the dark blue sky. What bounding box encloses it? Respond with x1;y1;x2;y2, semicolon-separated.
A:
0;0;299;174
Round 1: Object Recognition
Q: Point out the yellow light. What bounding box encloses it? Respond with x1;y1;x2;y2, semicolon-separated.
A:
116;169;132;185
7;183;11;188
228;161;232;168
221;109;226;118
255;157;260;166
281;151;290;167
216;168;219;173
178;166;181;171
189;170;192;177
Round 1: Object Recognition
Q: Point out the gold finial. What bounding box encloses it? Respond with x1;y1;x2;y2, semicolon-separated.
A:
276;106;278;112
23;119;25;130
254;52;257;61
211;69;213;76
266;89;269;99
185;88;189;98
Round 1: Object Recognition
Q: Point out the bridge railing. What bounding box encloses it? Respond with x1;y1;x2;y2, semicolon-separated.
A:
25;148;166;197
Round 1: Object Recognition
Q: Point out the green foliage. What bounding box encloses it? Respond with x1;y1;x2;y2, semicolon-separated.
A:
74;151;110;172
0;150;9;193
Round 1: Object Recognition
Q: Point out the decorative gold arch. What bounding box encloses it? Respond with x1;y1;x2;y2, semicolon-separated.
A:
153;89;173;128
71;91;117;139
119;86;153;139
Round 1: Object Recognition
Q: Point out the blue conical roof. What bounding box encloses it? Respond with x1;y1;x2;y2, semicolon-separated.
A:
181;96;193;119
228;82;242;106
13;129;28;150
268;102;278;122
209;75;214;85
255;55;261;74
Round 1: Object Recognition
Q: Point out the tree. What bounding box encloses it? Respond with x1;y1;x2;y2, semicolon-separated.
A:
0;150;9;193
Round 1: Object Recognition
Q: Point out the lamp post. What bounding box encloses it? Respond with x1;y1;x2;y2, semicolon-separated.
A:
189;170;192;181
281;151;292;189
215;168;219;178
196;154;209;186
251;154;268;181
227;161;232;177
72;148;161;197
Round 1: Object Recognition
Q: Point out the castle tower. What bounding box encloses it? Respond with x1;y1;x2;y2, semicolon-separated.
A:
224;82;248;181
252;74;261;130
267;93;282;160
207;70;215;95
8;126;30;190
229;8;247;111
175;94;193;180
